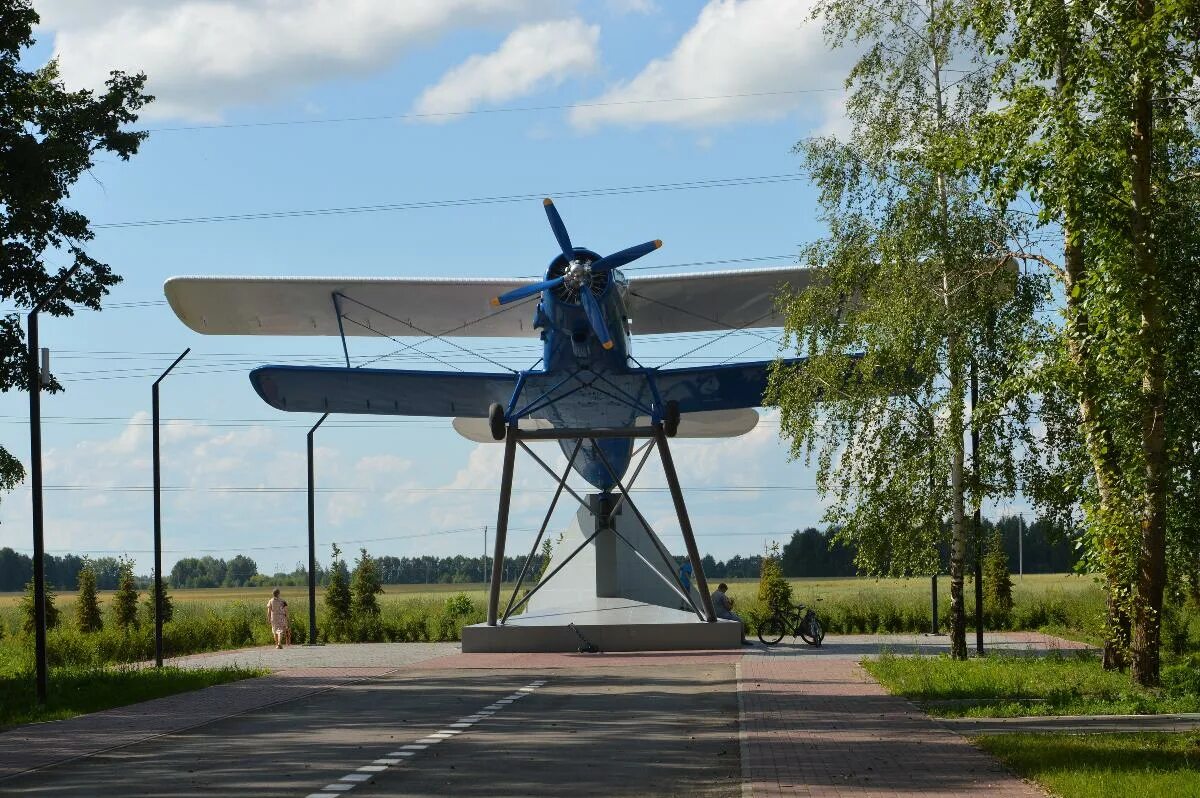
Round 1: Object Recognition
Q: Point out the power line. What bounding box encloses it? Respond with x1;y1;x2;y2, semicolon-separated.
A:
143;88;842;133
94;173;805;230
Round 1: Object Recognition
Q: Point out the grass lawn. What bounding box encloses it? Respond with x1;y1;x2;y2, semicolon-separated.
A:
864;652;1200;717
975;732;1200;798
0;665;266;730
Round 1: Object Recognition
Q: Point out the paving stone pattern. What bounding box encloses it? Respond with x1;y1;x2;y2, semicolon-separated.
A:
738;653;1046;797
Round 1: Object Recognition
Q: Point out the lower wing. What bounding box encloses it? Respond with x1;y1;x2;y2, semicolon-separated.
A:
653;358;805;413
250;365;517;416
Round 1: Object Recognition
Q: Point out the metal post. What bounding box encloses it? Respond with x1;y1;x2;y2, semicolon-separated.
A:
307;412;329;645
152;348;190;668
27;310;47;704
486;431;518;625
653;425;717;622
971;360;984;656
27;263;82;704
1018;513;1024;580
483;526;488;589
930;573;939;634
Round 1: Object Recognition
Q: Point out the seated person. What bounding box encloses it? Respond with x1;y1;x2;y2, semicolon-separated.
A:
711;582;750;645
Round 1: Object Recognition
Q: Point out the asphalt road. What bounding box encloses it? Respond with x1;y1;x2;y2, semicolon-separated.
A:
0;665;740;798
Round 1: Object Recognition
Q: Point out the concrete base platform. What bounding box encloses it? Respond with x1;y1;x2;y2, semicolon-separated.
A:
462;597;742;653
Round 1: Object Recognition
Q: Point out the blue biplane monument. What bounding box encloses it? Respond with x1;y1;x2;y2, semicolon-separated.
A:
166;200;812;651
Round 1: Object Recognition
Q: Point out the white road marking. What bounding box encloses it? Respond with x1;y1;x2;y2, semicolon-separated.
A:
303;680;547;796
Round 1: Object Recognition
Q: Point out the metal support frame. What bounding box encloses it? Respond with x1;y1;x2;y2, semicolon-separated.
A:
306;412;330;645
152;348;191;668
483;422;719;628
27;263;82;704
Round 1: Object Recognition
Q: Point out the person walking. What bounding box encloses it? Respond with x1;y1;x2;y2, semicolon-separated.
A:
267;588;287;649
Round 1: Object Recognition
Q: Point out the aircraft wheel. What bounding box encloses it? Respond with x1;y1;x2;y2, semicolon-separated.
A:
664;400;680;437
488;403;507;441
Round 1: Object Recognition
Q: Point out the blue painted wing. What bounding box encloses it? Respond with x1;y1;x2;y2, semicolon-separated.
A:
250;365;517;417
653;358;806;414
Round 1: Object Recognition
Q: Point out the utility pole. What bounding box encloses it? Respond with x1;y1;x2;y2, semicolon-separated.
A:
27;263;82;704
153;348;191;668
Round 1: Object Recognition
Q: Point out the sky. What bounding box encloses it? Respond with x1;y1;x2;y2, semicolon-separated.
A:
0;0;1028;577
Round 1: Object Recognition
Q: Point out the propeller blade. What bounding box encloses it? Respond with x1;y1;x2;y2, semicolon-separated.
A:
543;198;574;261
580;285;614;350
591;239;662;273
492;276;564;306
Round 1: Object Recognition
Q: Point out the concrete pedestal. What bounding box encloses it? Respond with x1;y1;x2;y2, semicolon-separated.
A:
463;495;740;653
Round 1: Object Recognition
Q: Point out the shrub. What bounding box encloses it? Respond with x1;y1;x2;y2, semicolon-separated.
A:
757;542;793;614
324;544;352;641
75;562;103;633
983;529;1014;619
140;572;174;626
112;557;140;631
350;548;383;619
19;578;60;634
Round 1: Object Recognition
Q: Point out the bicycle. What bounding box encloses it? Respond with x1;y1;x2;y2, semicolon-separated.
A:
757;601;825;647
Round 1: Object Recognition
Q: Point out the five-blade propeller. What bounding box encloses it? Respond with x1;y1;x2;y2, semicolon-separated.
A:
490;199;662;352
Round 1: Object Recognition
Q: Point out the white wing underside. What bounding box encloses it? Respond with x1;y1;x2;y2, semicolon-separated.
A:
164;266;813;338
450;408;759;443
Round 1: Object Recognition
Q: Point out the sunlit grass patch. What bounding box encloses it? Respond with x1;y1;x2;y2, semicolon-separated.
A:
865;652;1200;717
975;732;1200;798
0;665;265;729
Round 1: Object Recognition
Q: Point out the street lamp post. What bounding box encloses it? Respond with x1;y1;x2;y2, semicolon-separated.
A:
28;263;82;704
307;412;329;645
152;348;191;668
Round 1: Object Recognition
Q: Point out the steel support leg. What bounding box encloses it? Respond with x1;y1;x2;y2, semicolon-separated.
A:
486;431;518;625
653;425;717;622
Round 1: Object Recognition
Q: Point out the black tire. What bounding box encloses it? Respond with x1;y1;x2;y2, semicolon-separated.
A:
799;612;824;647
664;400;681;437
488;403;506;441
757;616;786;646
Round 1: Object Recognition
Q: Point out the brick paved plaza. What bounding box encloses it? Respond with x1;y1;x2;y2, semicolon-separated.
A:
0;634;1071;795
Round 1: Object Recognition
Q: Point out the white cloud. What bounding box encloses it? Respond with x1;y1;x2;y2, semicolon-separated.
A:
37;0;561;121
413;19;600;119
570;0;851;130
606;0;660;14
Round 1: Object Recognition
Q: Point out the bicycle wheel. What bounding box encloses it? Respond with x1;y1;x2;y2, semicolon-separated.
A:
757;616;786;645
799;612;824;647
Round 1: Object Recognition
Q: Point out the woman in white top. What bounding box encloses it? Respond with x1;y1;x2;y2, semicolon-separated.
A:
266;588;287;649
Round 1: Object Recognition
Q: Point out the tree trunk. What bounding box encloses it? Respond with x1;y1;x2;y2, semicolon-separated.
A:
1054;15;1131;671
1128;0;1167;687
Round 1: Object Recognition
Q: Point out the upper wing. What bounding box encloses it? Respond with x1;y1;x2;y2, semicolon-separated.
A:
165;276;541;337
624;266;814;334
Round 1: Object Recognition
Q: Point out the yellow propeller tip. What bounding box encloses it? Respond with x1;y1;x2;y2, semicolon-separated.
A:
543;198;554;206
602;340;614;350
490;297;501;307
654;239;663;249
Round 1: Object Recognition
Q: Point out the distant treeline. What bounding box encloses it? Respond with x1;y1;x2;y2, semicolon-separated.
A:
0;515;1079;592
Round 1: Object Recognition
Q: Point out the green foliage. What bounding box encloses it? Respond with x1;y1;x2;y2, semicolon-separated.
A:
756;543;793;614
19;579;59;634
111;557;139;631
140;573;173;625
350;548;383;617
74;562;102;633
443;592;474;617
323;544;351;641
0;2;152;515
983;529;1014;619
976;733;1200;798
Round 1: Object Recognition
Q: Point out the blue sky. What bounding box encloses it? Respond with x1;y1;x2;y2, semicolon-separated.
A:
0;0;947;576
